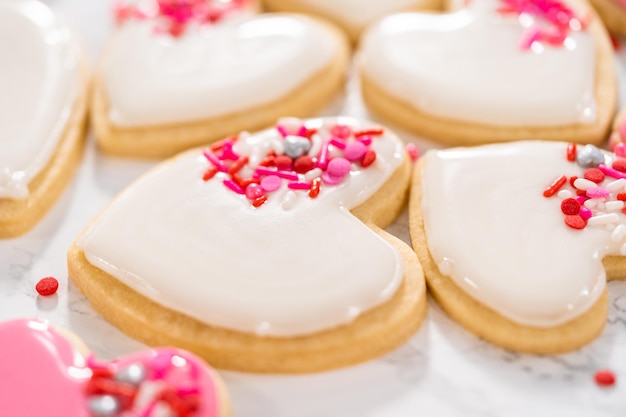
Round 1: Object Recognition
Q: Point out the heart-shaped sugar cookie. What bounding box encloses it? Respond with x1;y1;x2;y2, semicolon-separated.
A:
360;0;616;146
410;141;626;353
262;0;442;42
92;1;350;158
69;117;427;373
0;0;87;238
0;318;229;417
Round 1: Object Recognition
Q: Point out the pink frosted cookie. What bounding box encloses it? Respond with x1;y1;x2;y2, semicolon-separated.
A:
92;0;350;158
589;0;626;38
261;0;442;43
411;140;626;353
0;318;230;417
0;0;88;238
69;117;427;373
360;0;617;146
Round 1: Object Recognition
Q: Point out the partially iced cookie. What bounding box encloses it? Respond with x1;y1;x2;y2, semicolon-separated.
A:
360;0;617;146
0;318;230;417
410;141;626;353
92;0;350;158
69;117;427;373
261;0;441;43
0;0;88;238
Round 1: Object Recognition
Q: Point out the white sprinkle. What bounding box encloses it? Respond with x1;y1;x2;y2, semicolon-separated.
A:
587;213;619;226
574;178;596;190
308;133;322;157
584;199;598;209
606;201;625;211
611;224;626;242
270;136;285;155
304;168;323;181
607;178;626;192
277;117;303;133
606;223;616;231
281;191;298;210
558;190;573;199
597;203;606;210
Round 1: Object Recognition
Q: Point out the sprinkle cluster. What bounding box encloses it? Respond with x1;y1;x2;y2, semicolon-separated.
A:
544;143;626;252
114;0;248;37
85;352;202;417
497;0;588;50
202;119;384;209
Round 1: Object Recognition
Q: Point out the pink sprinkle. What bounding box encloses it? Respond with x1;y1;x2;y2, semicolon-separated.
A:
357;136;372;146
331;124;352;139
519;28;540;49
330;138;347;150
255;167;298;181
260;175;281;192
223;179;244;194
321;172;344;185
327;158;351;178
221;140;239;160
586;187;610;198
203;150;227;172
245;183;263;200
297;125;308;137
598;164;626;180
176;387;201;396
615;143;626;158
576;196;588;204
317;141;330;169
276;124;289;138
288;182;311;190
344;142;368;162
580;207;593;220
406;143;420;162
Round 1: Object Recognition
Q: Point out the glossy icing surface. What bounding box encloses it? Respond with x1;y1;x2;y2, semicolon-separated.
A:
104;13;337;127
0;318;219;417
292;0;424;26
361;0;596;126
0;0;80;199
420;141;617;327
79;117;405;336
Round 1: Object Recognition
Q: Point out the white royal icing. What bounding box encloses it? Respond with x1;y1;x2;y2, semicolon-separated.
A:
290;0;427;27
79;117;405;337
0;0;81;200
104;14;338;127
360;0;596;126
420;141;622;327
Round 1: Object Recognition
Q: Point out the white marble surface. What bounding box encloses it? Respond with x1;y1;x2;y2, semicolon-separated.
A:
2;1;626;416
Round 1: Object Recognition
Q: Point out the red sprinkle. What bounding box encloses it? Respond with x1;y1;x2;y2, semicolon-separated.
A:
612;159;626;173
618;193;626;201
35;277;58;296
361;149;377;168
258;156;275;167
354;128;384;137
274;155;292;171
252;195;268;208
584;168;605;183
543;175;567;198
227;156;249;175
309;178;321;199
202;166;218;181
566;143;577;162
561;198;581;215
406;143;420;162
564;215;587;230
594;370;616;387
569;176;578;187
293;156;314;174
